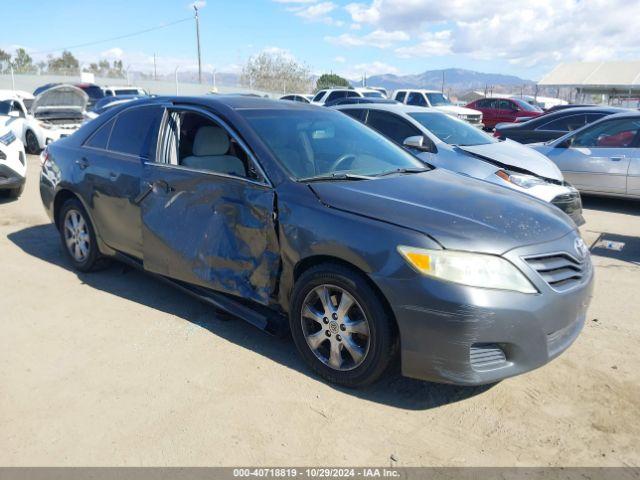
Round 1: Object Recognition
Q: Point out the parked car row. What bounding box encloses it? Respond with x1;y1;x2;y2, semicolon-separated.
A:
39;95;594;388
334;103;584;225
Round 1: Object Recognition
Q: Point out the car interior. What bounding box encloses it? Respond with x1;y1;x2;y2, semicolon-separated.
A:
163;111;255;179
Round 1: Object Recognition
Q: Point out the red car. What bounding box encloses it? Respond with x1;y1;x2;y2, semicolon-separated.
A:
466;97;543;130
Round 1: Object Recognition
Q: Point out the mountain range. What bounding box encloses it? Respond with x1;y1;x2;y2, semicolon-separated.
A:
355;68;534;93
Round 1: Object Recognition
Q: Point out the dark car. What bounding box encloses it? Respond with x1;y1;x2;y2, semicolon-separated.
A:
323;97;398;107
466;97;543;130
91;95;149;115
39;96;593;387
544;104;596;114
493;107;627;144
34;82;104;110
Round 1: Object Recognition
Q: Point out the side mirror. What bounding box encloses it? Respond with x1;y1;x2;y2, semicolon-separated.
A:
403;135;430;151
8;110;20;118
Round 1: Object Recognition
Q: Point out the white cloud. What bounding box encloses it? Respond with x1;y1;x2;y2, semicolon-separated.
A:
395;30;451;57
325;29;409;48
284;1;341;24
334;55;346;63
187;0;206;9
344;0;640;68
339;60;400;79
100;47;124;59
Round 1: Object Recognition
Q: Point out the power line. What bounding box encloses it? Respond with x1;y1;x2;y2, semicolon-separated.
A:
31;17;192;55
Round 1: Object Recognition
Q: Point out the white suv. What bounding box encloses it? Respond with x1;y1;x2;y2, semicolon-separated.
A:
393;89;483;127
311;89;363;106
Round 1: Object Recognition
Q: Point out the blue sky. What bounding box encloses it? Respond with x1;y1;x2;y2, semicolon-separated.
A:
2;0;637;80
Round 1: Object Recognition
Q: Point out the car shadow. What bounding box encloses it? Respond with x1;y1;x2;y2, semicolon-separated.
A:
581;194;640;215
589;232;640;266
8;223;495;410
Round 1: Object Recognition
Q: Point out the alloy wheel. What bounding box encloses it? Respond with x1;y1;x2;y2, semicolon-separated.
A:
63;209;90;262
300;284;371;371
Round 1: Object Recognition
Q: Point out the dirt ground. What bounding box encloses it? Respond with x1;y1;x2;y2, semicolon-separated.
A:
1;155;639;467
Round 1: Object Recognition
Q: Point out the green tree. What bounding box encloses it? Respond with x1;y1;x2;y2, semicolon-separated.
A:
315;73;350;91
12;48;37;74
47;50;80;75
0;49;11;73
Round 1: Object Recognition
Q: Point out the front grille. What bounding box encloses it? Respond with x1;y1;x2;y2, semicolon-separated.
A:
466;114;482;123
525;253;587;292
470;343;507;370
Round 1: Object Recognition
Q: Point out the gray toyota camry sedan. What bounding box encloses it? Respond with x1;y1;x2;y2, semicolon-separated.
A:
39;96;593;387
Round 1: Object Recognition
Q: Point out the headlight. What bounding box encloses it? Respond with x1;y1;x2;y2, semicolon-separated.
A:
496;170;548;189
38;121;53;130
397;246;537;293
0;131;16;145
457;113;467;120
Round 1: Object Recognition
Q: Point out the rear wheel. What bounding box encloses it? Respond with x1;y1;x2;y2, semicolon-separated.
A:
25;130;40;154
58;198;102;272
290;264;397;387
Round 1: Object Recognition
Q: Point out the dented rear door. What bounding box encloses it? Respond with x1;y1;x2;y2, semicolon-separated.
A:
139;164;279;305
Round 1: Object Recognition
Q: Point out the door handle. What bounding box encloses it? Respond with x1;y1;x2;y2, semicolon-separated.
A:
151;180;172;194
75;157;89;169
611;156;625;161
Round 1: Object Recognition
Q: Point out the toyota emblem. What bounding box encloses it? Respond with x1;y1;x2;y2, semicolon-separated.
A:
574;238;588;260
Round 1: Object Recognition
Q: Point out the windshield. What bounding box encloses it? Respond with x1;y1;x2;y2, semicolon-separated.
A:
409;112;496;146
0;100;10;115
425;93;451;106
242;109;427;179
513;98;543;113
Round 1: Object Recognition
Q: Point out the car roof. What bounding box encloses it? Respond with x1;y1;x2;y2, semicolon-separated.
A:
120;94;323;112
335;102;442;115
395;89;440;93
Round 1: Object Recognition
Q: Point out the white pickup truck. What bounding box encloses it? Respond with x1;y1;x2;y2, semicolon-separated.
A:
392;89;483;127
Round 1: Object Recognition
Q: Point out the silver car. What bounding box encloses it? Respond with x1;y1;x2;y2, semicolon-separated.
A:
530;112;640;199
335;103;584;225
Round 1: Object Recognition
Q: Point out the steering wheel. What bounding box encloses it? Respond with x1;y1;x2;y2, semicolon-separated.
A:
329;154;357;172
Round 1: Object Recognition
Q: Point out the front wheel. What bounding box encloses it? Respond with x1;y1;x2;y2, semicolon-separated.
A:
25;130;41;154
290;264;397;387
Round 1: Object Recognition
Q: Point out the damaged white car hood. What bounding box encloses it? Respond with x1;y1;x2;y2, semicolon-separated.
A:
457;139;564;182
31;85;88;119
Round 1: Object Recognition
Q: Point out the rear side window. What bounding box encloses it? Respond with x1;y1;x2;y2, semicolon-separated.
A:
85;118;115;149
366;110;422;145
538;114;586;132
395;91;406;102
108;106;164;159
312;91;326;102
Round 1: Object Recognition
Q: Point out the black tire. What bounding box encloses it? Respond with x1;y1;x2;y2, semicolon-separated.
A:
290;263;397;387
25;130;41;154
58;198;102;272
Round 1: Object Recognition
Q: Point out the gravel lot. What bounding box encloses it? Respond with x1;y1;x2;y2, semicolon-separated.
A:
1;154;639;467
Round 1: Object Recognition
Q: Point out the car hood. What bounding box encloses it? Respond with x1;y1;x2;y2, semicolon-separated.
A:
31;84;88;118
456;139;564;181
310;169;574;255
435;105;481;116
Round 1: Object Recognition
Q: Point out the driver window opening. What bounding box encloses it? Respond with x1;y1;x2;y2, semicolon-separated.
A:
162;111;258;180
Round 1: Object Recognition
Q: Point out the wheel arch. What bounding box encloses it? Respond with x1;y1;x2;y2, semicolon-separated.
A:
53;188;114;256
291;255;398;333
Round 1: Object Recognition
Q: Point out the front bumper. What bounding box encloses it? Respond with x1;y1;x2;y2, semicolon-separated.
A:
0;163;26;191
373;232;594;385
